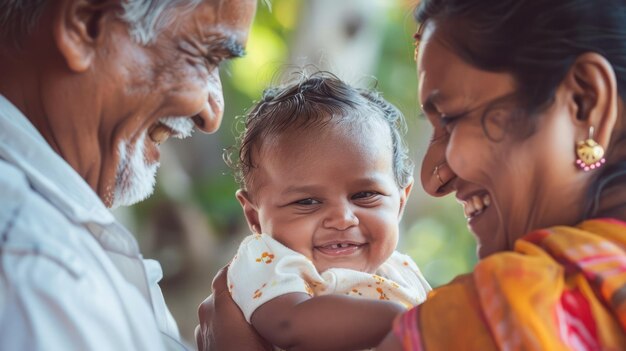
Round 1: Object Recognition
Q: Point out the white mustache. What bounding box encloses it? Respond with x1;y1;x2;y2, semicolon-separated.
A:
158;116;195;139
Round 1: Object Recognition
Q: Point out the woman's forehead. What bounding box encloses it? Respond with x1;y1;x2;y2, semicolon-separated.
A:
417;23;465;103
417;23;516;109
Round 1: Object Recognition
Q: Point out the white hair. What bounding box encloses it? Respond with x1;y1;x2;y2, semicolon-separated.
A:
111;116;194;208
0;0;203;46
112;132;159;208
118;0;204;44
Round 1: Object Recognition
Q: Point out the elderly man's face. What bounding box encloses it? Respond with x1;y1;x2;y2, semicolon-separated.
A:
93;0;256;207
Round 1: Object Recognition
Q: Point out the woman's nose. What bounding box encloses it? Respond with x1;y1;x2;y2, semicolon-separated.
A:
323;204;359;231
421;137;455;196
193;70;224;134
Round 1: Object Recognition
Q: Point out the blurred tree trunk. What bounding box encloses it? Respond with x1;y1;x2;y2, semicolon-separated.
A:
288;0;390;86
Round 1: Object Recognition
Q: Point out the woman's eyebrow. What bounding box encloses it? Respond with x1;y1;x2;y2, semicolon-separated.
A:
421;90;448;112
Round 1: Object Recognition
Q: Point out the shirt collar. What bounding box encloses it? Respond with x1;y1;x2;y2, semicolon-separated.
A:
0;94;116;226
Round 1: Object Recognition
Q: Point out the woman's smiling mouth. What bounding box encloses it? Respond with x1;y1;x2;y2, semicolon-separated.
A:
461;193;492;220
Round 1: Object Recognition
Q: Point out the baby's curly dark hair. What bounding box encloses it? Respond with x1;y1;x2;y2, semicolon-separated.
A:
225;71;413;191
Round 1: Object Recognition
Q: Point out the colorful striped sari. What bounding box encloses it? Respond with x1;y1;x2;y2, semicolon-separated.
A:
393;219;626;350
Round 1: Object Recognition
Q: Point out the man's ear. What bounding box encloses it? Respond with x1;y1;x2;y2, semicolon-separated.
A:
236;189;261;234
398;178;414;220
564;52;619;149
52;0;119;72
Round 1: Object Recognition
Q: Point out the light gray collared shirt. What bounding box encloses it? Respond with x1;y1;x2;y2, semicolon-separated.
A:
0;95;185;350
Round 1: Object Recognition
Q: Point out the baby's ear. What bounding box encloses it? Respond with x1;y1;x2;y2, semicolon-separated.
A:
398;178;414;220
236;189;261;234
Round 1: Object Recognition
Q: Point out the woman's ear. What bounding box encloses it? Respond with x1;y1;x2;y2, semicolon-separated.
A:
398;178;414;220
52;0;119;72
565;52;619;149
236;189;261;234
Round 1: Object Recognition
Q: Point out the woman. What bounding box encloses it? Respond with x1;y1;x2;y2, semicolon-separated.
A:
197;0;626;349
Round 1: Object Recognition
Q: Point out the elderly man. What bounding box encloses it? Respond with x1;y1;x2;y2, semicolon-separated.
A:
0;0;255;349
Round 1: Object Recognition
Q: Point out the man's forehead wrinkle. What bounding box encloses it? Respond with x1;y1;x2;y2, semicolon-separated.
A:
208;0;243;27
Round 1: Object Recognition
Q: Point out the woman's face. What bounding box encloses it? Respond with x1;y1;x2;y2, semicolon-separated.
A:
417;22;591;258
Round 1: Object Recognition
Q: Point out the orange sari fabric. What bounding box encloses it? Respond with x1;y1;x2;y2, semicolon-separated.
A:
393;219;626;350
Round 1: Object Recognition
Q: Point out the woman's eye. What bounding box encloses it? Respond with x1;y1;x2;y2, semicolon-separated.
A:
440;114;461;132
294;198;321;206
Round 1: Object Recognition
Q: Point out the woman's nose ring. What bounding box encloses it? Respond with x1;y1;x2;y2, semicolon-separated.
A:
433;163;445;186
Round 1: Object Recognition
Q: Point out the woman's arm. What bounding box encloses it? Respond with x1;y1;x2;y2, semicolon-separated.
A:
251;292;406;351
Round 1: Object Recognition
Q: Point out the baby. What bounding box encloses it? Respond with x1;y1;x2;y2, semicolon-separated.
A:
224;72;431;350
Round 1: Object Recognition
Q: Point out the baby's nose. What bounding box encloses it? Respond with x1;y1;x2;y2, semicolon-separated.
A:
323;205;359;230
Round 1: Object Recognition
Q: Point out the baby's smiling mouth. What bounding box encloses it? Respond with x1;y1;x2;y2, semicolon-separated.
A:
315;241;366;256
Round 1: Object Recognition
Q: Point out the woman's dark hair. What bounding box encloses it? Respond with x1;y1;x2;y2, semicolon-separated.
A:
225;71;413;192
415;0;626;218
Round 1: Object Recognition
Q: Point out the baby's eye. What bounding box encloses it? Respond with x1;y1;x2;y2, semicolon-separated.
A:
294;198;321;206
352;192;379;200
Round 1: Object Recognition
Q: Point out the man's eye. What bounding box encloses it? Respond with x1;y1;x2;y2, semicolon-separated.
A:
294;198;321;206
203;53;228;68
204;56;219;66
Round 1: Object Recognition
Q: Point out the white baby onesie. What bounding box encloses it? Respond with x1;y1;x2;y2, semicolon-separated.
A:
227;233;431;323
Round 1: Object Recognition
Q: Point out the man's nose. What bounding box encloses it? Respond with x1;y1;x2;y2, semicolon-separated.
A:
193;70;224;134
323;203;359;231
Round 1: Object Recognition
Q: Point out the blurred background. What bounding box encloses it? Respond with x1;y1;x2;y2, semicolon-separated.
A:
113;0;477;346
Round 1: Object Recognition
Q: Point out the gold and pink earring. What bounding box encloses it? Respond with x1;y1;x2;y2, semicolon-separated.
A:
575;126;606;171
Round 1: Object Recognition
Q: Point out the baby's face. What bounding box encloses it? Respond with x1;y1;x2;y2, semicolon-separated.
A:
241;120;410;273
